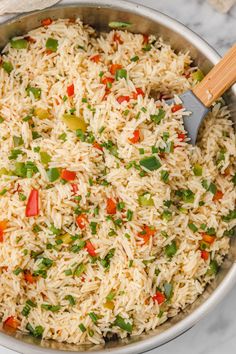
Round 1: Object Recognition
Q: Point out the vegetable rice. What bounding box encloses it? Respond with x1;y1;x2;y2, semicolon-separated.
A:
0;18;235;345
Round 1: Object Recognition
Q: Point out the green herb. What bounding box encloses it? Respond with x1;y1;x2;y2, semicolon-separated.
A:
2;61;13;74
124;233;130;239
142;43;152;51
100;248;115;269
10;38;28;49
223;228;235;237
139;148;145;155
207;260;219;276
188;223;198;233
115;68;127;80
64;269;72;276
163;200;172;208
32;131;41;140
150;109;165;124
131;55;139;62
41;304;61;312
0;116;4;123
199;241;209;250
164;282;173;300
117;201;125;211
19;193;26;201
123;109;130;116
79;323;86;332
32;224;42;233
200;223;207;230
199;201;205;206
162;132;169;142
114;315;132;333
26;323;44;338
193;164;203;176
150;147;158;156
165;241;177;258
106;292;115;301
26;86;41;99
90;222;97;235
202;179;209;190
8;149;23;160
108;228;117;237
22;304;31;317
232;173;236;186
88;329;94;337
206;227;216;236
49;224;61;236
47;168;60;182
13;267;23;275
176;189;195;203
33;146;40;153
64;295;76;306
46;37;58;52
33;269;47;278
59;132;67;141
162;210;172;221
76;129;86;141
26;299;37;308
70;240;86;253
140;156;161;171
23;114;32;122
40;151;51;164
208;182;217;195
88;312;98;323
74;263;86;277
216;149;226;165
39;257;53;269
222;209;236;222
0;188;7;196
108;21;132;28
129;260;133;267
160;170;169;183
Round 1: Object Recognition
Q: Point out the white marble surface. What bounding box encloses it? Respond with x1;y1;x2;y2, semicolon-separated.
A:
0;0;235;353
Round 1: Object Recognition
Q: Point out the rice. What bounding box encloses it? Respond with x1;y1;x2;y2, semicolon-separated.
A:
0;18;235;344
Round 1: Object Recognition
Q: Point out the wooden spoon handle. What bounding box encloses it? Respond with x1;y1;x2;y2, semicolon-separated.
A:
192;44;236;107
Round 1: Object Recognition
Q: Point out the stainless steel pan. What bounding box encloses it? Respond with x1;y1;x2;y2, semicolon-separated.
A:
0;1;235;353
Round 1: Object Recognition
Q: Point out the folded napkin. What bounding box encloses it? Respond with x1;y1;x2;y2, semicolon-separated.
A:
0;0;61;15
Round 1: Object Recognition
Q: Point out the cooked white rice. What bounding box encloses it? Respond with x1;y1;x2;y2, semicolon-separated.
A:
0;18;235;345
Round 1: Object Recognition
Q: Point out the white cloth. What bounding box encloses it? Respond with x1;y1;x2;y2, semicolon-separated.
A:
0;0;61;15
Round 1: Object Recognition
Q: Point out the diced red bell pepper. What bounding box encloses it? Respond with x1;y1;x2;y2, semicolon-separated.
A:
213;190;223;202
201;250;209;261
3;316;20;330
90;54;101;63
117;96;130;104
71;183;79;195
25;189;39;217
85;240;97;257
106;198;117;215
177;132;186;142
171;104;183;113
143;34;149;44
61;169;76;181
76;214;88;229
201;233;215;244
110;64;122;75
101;76;115;87
24;271;37;284
132;88;145;99
113;33;123;44
138;225;156;244
93;142;103;151
41;18;52;26
0;220;7;242
152;291;166;304
129;129;141;144
67;84;74;97
45;49;53;55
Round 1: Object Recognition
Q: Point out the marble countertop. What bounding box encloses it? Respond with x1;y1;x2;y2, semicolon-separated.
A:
0;0;235;353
